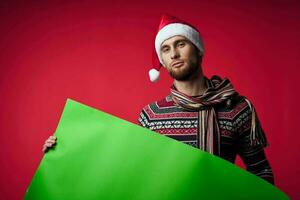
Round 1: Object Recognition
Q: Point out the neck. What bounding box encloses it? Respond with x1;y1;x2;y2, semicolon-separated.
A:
174;72;208;96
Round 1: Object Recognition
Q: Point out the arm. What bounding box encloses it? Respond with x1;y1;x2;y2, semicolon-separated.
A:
137;108;150;129
235;98;275;185
237;133;274;185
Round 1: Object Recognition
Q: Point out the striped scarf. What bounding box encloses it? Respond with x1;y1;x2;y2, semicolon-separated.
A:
170;75;267;156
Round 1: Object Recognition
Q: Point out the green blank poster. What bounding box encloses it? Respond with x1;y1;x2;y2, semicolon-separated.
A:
24;99;289;200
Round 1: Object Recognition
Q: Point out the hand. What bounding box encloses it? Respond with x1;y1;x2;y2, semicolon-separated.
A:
42;135;57;153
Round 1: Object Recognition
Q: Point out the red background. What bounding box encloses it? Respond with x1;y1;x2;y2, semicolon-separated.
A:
0;0;299;199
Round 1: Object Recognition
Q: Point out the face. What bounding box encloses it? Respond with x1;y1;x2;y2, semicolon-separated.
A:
160;35;202;81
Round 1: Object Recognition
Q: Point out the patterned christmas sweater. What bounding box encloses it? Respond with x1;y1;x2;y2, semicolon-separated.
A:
138;94;274;185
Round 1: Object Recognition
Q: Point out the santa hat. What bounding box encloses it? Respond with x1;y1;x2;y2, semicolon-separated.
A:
149;14;205;82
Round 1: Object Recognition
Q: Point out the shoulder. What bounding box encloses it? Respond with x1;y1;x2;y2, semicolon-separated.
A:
216;94;254;129
143;94;175;111
137;95;176;127
137;94;196;127
229;95;257;133
138;95;179;116
230;96;269;148
216;94;249;116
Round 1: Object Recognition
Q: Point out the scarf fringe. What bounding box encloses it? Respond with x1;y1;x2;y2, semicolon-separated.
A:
244;98;268;147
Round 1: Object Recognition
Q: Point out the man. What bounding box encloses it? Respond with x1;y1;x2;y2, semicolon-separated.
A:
43;14;274;185
137;14;274;185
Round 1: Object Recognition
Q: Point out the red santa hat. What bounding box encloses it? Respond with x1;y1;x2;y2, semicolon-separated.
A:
149;14;205;82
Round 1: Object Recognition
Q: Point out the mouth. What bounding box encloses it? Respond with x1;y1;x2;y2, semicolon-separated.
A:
172;61;184;68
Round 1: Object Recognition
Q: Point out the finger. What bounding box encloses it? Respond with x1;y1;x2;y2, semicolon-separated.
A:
50;138;57;142
42;145;48;152
48;140;57;146
45;140;52;145
45;142;53;147
51;139;57;144
43;143;53;152
50;136;57;140
47;138;56;143
47;138;57;143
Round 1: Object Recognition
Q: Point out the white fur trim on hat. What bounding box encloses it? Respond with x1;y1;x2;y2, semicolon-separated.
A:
155;23;204;66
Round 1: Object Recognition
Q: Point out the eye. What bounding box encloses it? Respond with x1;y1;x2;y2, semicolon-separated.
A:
178;42;185;47
162;47;169;53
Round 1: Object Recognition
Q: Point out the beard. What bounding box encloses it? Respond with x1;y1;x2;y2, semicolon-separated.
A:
167;61;200;81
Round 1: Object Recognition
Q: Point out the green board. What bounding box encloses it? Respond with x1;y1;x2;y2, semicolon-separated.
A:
24;98;289;200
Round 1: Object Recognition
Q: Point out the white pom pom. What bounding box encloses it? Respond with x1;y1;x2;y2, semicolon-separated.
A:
149;68;160;82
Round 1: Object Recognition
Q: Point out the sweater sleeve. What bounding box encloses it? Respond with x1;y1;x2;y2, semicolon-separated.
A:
137;108;150;129
234;98;275;185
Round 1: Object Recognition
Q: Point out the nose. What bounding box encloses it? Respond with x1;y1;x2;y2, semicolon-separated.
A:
170;47;180;59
